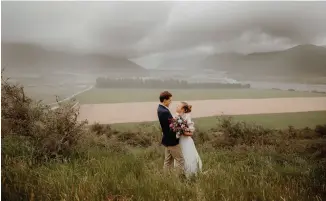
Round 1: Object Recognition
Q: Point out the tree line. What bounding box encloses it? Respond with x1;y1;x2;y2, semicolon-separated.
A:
95;77;250;89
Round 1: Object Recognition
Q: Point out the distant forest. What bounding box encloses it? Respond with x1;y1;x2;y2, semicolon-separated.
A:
95;77;250;89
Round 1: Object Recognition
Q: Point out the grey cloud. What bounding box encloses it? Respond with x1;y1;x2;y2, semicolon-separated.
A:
138;2;326;53
2;1;326;65
2;1;173;57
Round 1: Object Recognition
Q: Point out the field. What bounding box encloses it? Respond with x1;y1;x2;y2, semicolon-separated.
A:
2;79;326;201
75;88;326;104
230;74;326;85
24;85;90;104
77;97;326;124
111;111;326;131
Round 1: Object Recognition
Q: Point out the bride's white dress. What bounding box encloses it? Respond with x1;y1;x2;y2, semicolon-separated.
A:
174;113;202;176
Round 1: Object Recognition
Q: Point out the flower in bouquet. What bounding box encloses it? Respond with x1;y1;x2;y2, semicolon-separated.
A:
169;116;189;138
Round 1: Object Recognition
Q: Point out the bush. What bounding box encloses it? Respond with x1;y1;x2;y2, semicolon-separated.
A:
315;124;326;136
88;123;158;148
217;116;273;145
115;131;153;147
90;122;112;137
209;117;326;160
1;74;88;162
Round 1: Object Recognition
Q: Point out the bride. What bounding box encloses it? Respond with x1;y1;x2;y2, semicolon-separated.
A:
174;102;202;177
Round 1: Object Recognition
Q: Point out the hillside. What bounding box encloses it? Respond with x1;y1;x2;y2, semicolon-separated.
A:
202;45;326;77
1;42;147;76
156;55;204;70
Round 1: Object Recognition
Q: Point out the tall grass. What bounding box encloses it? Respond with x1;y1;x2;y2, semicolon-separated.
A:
2;74;326;201
3;134;326;201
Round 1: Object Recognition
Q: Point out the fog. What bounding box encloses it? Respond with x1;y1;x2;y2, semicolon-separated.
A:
3;2;326;60
2;1;326;102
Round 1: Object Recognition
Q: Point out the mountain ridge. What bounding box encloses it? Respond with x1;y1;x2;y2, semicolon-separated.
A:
201;44;326;76
1;42;147;75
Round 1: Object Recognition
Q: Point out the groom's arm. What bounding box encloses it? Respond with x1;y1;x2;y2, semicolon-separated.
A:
162;110;173;123
161;110;175;135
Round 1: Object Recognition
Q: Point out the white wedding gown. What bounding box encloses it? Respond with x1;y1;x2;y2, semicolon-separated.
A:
174;113;202;177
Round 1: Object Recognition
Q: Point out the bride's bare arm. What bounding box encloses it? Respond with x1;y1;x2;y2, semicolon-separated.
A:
186;115;195;133
184;131;193;136
182;115;195;136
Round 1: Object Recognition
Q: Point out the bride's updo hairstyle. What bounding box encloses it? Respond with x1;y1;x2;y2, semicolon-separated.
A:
181;102;192;113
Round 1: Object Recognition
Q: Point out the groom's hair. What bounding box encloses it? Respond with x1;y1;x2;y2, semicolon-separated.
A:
159;91;172;102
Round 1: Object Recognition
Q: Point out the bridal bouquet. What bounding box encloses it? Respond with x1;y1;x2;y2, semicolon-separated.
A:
169;116;189;138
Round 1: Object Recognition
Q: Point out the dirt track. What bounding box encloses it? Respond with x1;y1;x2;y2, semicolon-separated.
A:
78;97;326;124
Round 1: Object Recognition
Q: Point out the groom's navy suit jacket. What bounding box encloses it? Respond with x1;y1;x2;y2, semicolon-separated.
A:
157;104;179;147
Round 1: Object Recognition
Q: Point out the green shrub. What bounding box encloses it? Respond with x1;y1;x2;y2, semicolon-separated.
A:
217;116;273;145
315;124;326;136
1;74;87;162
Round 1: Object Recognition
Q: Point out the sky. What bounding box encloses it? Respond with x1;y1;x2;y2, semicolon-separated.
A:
2;1;326;68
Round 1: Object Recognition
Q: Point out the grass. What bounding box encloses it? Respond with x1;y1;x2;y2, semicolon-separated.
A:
3;146;325;201
276;76;326;85
2;76;326;201
3;117;326;201
199;111;326;130
280;76;326;85
110;111;326;132
75;88;326;104
230;74;326;85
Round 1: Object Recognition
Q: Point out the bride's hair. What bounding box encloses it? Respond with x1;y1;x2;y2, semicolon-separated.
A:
181;102;192;113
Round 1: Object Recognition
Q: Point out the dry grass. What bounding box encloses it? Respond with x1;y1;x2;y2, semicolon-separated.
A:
2;74;326;201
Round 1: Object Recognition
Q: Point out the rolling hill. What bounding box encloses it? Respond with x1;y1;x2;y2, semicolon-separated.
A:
1;42;147;76
202;44;326;77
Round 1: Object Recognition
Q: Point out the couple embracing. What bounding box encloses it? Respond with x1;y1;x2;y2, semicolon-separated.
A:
157;91;202;177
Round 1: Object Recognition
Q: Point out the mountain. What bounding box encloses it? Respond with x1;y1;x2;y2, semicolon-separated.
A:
201;44;326;76
1;42;147;76
156;55;205;70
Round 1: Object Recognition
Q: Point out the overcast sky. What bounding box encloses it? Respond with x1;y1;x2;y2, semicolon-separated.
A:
2;1;326;68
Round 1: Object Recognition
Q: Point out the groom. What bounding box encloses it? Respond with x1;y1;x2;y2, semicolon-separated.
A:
157;91;184;173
